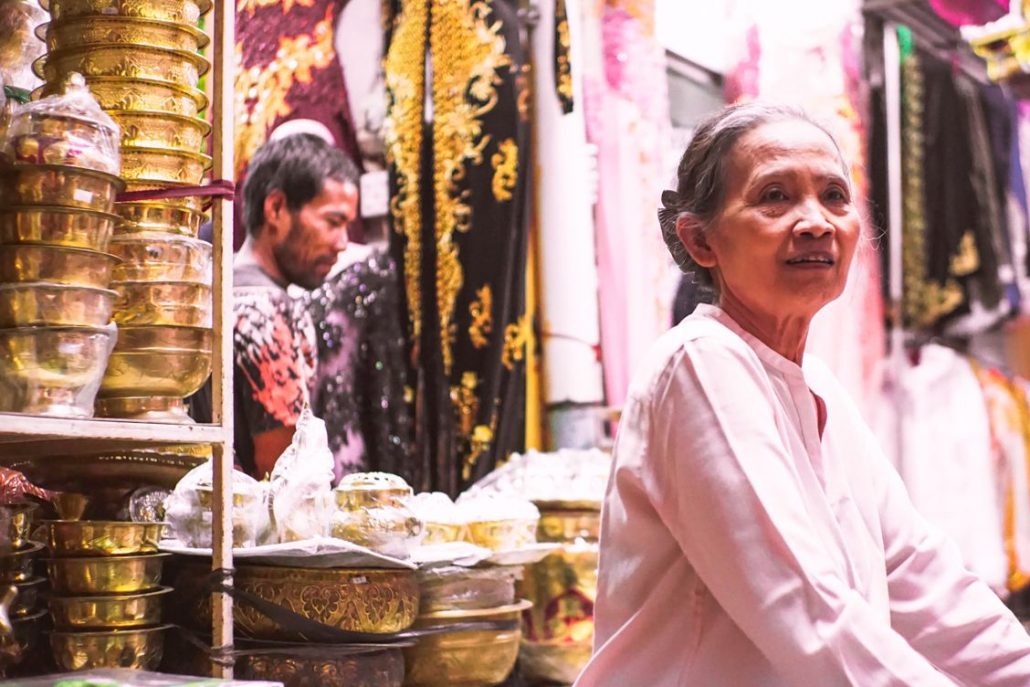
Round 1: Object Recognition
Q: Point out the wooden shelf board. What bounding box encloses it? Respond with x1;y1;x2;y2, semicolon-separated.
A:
0;414;226;457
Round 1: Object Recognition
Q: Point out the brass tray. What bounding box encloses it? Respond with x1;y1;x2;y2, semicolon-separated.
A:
0;445;208;490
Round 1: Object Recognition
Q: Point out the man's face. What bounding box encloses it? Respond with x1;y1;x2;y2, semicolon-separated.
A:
272;178;358;290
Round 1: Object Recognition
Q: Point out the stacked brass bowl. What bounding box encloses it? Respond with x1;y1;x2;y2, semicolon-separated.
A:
33;0;215;422
0;86;122;418
42;519;172;671
0;503;49;677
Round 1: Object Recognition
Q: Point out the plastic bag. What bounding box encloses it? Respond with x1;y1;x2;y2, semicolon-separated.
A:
329;472;424;558
417;564;522;613
455;492;539;551
268;406;334;543
2;72;120;174
163;460;270;549
0;0;45;91
408;491;467;544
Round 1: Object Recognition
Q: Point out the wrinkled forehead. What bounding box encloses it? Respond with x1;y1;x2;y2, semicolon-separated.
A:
726;119;850;185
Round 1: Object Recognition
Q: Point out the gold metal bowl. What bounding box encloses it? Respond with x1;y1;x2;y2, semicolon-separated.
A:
114;201;205;237
12;576;46;617
0;503;39;553
466;518;539;552
0;244;118;289
0;283;115;328
93;395;193;422
236;645;406;687
537;509;600;543
0;543;45;584
44;520;166;557
120;146;211;186
99;325;211;398
1;164;123;213
37;76;208;118
0;325;114;416
0;206;119;252
47;552;170;595
122;183;205;213
49;587;171;629
404;601;530;687
108;110;210;154
41;0;210;24
109;233;211;282
39;16;210;53
34;45;210;89
112;281;212;328
519;639;593;686
50;625;169;671
169;563;419;641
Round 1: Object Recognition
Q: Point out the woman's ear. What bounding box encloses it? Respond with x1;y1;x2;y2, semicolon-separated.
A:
676;215;717;269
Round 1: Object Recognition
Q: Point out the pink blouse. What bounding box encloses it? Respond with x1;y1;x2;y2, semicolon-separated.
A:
574;305;1030;686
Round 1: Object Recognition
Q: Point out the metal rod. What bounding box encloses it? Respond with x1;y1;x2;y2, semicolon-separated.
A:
209;0;235;672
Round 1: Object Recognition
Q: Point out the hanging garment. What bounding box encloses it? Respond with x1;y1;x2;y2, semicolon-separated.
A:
305;248;415;483
383;0;530;494
233;0;362;248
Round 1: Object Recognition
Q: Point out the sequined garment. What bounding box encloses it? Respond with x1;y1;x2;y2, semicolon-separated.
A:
384;0;530;495
306;251;415;483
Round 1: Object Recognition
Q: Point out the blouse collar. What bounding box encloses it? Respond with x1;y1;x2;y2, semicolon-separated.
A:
691;304;809;380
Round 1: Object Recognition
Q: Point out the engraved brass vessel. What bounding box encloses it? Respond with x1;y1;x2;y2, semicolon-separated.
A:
108;110;210;154
112;281;212;328
34;45;210;88
39;16;210;53
49;587;171;629
38;76;208;118
44;520;165;557
1;164;123;213
236;645;405;687
114;201;205;237
122;182;205;213
0;283;115;327
98;325;212;398
47;552;170;595
0;244;118;289
40;0;210;23
50;625;169;670
109;233;211;282
0;206;118;252
120;146;211;186
0;504;39;553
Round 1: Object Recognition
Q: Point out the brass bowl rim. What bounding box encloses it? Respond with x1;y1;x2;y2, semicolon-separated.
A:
0;324;114;336
2;205;122;223
13;608;48;624
45;551;171;564
112;279;211;289
39;0;213;13
32;76;209;110
0;541;46;558
0;282;118;297
2;164;126;191
37;16;211;49
33;44;211;79
0;244;122;264
418;599;532;621
105;108;212;136
109;231;211;249
50;622;173;638
48;585;173;603
13;576;47;589
120;145;213;168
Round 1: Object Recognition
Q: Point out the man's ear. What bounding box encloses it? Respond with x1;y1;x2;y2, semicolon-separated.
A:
676;215;717;269
263;189;289;238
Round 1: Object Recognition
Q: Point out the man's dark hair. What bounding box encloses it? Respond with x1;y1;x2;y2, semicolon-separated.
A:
242;133;360;236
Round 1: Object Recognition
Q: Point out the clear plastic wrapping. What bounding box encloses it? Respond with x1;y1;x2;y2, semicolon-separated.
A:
3;72;120;174
455;493;539;552
464;447;611;508
417;564;522;613
329;472;424;559
408;491;467;545
0;0;45;91
268;406;333;543
163;460;270;549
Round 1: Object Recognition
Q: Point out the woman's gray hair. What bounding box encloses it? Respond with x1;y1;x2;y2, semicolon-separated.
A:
658;102;846;290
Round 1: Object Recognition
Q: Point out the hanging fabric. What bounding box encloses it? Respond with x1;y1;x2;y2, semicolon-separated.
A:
383;0;530;495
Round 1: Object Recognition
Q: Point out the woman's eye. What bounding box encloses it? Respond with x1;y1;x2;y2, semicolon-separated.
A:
824;186;849;203
761;188;788;203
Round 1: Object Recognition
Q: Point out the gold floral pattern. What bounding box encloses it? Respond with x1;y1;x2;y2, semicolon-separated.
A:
469;285;493;348
501;314;529;370
431;0;513;374
950;230;980;277
238;0;313;16
233;6;336;181
554;0;573;112
451;371;480;437
383;0;427;348
491;138;518;202
463;422;495;481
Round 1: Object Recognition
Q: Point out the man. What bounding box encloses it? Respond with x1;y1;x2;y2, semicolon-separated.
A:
194;133;359;477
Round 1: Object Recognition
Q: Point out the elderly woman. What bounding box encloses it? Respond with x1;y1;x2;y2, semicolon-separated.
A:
573;103;1030;686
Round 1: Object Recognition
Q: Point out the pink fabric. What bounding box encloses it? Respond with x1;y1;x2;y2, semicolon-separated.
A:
574;305;1030;687
928;0;1008;28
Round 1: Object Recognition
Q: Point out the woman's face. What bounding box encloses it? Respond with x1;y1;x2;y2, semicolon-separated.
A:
694;120;860;323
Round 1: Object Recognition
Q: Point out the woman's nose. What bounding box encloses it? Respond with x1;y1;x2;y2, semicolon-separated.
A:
794;201;834;237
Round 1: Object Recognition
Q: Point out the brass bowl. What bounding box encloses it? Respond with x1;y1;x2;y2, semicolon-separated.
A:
99;325;211;398
34;45;210;89
39;16;210;53
49;587;171;629
403;601;530;687
0;207;119;252
0;543;45;584
466;518;539;552
12;576;46;618
108;110;210;154
37;76;208;118
422;521;468;546
0;244;118;289
537;509;600;543
0;326;114;417
114;202;205;237
0;283;115;327
0;503;39;553
94;396;193;422
109;233;211;282
44;520;166;557
1;164;123;213
112;281;211;328
169;563;419;641
47;553;170;595
42;0;210;23
50;625;169;670
236;645;406;687
519;639;593;686
120;146;211;186
122;183;205;213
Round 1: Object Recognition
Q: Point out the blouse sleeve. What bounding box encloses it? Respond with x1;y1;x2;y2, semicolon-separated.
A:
647;338;956;686
871;428;1030;685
